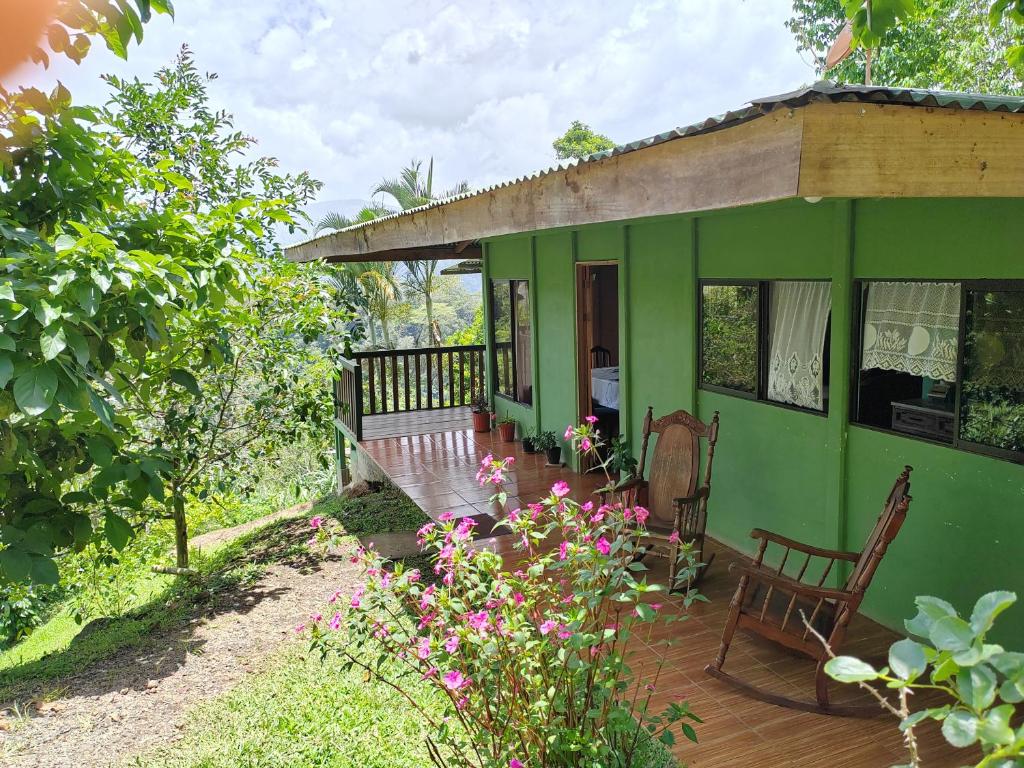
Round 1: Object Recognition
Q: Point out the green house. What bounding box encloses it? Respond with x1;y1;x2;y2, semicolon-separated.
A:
288;83;1024;641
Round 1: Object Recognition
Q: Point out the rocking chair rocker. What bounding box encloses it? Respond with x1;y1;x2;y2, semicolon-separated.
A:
704;466;913;716
612;406;720;591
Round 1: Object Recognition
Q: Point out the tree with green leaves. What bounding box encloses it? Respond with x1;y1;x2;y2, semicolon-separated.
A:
552;120;616;161
788;0;1024;91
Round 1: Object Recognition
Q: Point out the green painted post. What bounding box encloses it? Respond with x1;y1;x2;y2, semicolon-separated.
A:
569;231;580;472
619;226;632;446
685;218;699;414
481;242;496;409
826;200;854;583
529;236;542;436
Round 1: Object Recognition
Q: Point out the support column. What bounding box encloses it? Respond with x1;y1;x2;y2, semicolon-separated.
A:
825;200;854;583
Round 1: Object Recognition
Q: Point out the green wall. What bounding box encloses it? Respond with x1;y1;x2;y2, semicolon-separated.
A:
482;198;1024;642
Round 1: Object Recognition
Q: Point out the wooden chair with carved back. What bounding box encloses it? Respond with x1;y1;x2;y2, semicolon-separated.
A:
704;466;913;716
613;406;720;591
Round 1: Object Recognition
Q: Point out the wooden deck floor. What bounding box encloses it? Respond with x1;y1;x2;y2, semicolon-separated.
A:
356;417;962;768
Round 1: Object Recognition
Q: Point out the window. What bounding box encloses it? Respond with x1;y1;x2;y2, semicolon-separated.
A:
853;280;1024;463
699;280;831;413
490;279;533;405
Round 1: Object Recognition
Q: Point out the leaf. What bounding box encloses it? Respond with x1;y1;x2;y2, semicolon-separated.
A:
86;436;113;467
29;555;60;585
169;368;201;396
889;638;927;682
40;324;67;360
941;709;978;748
162;171;193;190
0;354;12;389
969;591;1016;636
88;387;115;431
957;665;997;711
977;704;1015;746
930;616;975;653
0;547;32;583
825;656;879;683
103;511;134;551
33;299;61;326
0;285;13;302
906;595;957;638
13;365;59;416
76;283;101;316
0;333;14;351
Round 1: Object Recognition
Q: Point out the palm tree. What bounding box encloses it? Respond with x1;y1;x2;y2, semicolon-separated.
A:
349;261;402;349
375;158;469;346
314;158;470;348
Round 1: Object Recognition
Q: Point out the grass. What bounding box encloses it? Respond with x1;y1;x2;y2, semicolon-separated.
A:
314;483;429;536
132;646;438;768
0;515;306;698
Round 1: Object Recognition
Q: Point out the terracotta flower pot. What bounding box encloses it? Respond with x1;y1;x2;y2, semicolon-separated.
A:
472;410;491;433
498;421;516;442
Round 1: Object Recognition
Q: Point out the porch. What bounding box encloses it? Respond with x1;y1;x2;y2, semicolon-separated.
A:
354;423;961;768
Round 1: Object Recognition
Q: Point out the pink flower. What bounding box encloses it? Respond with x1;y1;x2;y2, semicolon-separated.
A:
668;530;681;544
439;510;454;521
350;585;365;609
551;480;570;498
585;415;598;424
651;603;663;611
595;537;611;556
420;584;436;611
309;516;324;529
293;623;305;633
416;638;432;660
558;541;569;561
513;592;525;606
407;570;421;583
581;500;593;513
580;438;592;451
467;610;489;632
442;670;470;690
557;627;572;640
328;612;342;630
510;760;525;768
422;667;439;680
539;619;557;636
633;506;650;525
444;635;460;654
328;590;342;604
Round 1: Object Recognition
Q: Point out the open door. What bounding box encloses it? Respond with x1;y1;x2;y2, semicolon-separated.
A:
576;263;620;468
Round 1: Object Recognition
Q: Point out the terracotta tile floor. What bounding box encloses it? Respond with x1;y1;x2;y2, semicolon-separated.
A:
357;415;964;768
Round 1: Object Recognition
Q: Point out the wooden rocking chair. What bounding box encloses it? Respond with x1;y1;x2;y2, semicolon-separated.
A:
704;466;913;716
613;406;720;591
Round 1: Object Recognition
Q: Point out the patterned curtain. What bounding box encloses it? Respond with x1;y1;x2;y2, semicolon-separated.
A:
861;282;961;383
767;281;832;411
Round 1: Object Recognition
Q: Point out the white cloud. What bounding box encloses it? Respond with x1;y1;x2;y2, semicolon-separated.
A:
21;0;815;208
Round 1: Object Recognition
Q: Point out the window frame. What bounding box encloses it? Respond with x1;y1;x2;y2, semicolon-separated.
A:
850;278;1024;466
489;277;533;406
697;278;831;416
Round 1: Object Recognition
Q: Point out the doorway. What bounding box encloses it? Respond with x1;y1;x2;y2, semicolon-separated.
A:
576;263;621;461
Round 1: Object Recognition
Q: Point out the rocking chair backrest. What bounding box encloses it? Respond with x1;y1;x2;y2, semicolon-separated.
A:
636;406;720;530
591;345;612;368
843;466;913;597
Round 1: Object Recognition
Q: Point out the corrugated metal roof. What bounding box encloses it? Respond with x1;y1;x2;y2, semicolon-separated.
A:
287;81;1024;253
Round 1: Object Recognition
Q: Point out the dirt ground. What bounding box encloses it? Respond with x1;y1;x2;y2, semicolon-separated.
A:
0;506;361;768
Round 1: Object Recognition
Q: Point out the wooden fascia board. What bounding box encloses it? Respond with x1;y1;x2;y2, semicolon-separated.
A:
287;109;805;263
321;244;482;264
798;101;1024;199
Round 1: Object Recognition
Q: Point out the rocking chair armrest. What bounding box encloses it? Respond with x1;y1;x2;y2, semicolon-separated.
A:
729;562;856;603
673;486;710;508
748;528;861;562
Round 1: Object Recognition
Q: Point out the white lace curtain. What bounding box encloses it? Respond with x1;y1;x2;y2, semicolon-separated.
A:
767;281;832;411
861;282;961;383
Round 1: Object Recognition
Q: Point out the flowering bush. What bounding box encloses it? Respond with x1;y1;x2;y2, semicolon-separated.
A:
308;419;703;767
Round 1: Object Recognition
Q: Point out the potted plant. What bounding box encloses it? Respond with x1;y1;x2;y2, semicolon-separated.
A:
607;436;638;481
471;391;490;433
535;430;562;465
522;428;538;453
497;415;517;442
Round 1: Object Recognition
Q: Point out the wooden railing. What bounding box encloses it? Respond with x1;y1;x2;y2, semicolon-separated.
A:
333;356;364;441
354;344;489;417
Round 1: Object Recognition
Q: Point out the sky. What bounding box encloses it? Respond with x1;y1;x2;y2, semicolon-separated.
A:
19;0;818;221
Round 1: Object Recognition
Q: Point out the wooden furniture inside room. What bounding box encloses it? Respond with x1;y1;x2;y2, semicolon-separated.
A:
590;345;612;368
614;406;720;590
704;466;914;716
